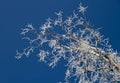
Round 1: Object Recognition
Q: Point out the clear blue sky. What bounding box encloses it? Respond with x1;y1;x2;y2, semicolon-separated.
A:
0;0;120;83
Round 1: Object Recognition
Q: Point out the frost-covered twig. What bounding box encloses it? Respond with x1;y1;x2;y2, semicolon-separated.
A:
16;2;120;83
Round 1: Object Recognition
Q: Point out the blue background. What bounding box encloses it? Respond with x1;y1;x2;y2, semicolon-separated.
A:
0;0;120;83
